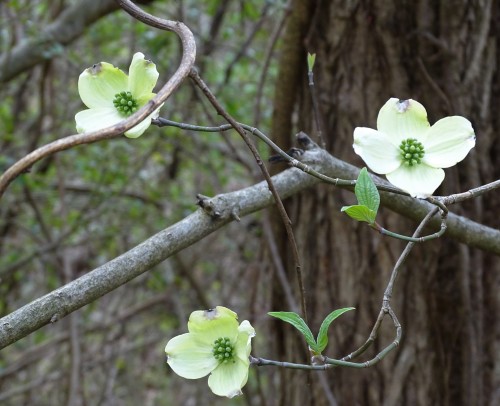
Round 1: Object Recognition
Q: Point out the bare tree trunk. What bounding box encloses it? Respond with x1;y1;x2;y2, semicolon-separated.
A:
269;1;500;405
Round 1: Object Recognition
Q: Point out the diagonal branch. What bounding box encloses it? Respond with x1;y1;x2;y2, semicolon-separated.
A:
0;137;498;350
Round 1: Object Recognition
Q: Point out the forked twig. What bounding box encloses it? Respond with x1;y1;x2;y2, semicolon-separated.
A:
252;201;439;370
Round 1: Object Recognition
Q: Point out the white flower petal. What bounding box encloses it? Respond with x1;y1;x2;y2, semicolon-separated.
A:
208;359;249;398
422;116;475;168
124;105;162;138
238;320;255;338
165;333;218;379
187;306;239;345
353;127;401;174
377;98;430;142
124;118;152;138
235;320;255;361
136;92;157;107
78;62;128;109
125;103;163;138
128;52;159;99
75;107;123;133
386;164;445;197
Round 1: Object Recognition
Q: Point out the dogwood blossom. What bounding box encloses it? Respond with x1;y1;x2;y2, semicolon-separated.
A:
165;306;255;398
75;52;161;138
353;98;475;197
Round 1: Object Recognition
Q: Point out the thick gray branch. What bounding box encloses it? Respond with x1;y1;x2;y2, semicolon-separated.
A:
0;0;153;83
0;148;498;349
318;153;500;254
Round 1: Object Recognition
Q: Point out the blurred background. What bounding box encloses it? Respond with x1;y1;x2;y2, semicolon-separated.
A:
0;1;499;405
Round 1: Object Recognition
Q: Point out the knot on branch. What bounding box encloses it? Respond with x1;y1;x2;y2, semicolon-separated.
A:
311;354;326;365
269;147;304;164
196;194;240;221
269;132;322;164
296;131;320;150
50;313;61;323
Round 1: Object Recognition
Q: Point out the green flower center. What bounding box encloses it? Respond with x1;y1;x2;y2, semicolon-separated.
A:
113;91;138;116
212;337;235;364
399;138;425;166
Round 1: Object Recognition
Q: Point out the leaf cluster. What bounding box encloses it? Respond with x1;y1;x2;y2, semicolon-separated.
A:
269;308;355;355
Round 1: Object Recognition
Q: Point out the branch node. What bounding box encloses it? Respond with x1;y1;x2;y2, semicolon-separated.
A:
231;208;241;222
296;131;320;150
311;354;326;365
269;148;304;164
196;194;220;218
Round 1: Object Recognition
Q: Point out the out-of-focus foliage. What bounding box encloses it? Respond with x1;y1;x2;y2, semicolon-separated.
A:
0;0;286;404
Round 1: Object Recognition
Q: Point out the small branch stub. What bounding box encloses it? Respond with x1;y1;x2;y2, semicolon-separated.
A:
196;194;221;218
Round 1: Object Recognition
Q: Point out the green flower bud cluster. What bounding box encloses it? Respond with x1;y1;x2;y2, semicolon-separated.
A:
113;91;138;116
399;138;425;166
212;337;235;363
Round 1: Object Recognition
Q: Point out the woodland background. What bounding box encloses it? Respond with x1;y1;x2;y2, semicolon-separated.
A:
0;1;499;405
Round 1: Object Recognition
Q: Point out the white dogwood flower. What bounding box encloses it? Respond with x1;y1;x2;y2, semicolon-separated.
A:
75;52;161;138
353;98;475;197
165;306;255;398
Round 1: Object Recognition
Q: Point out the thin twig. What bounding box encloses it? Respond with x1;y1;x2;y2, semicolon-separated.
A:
153;118;500;246
188;68;308;322
251;305;400;371
383;206;441;301
307;61;326;148
153;117;411;196
262;214;300;313
440;179;500;204
342;205;440;362
252;196;448;373
372;203;447;242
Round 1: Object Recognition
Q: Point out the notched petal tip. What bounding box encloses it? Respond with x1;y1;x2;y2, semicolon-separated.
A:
86;63;103;75
204;306;238;321
82;62;118;78
227;389;243;399
204;308;219;320
396;99;410;112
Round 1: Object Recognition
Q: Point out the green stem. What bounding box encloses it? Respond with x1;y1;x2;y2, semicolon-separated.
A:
371;198;448;243
377;222;447;242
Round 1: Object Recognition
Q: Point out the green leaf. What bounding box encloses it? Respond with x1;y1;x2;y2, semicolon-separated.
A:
340;205;377;224
307;53;316;71
268;311;318;352
316;307;355;353
355;168;380;213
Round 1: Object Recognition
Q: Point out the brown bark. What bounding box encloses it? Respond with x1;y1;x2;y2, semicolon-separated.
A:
269;1;500;405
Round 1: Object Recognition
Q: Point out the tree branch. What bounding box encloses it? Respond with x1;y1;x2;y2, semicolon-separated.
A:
0;0;153;83
0;138;498;349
